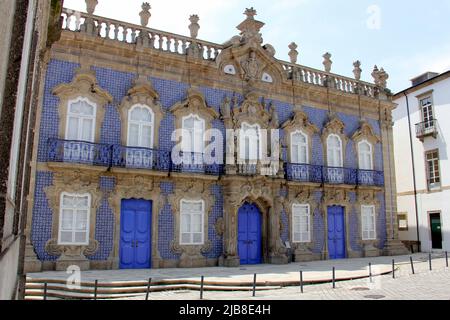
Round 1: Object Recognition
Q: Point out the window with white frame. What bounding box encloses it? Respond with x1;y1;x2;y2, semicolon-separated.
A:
66;98;96;142
426;149;441;189
358;140;373;170
182;114;205;154
420;96;434;127
327;134;343;167
58;193;90;245
291;131;308;164
361;205;376;240
292;204;311;243
127;105;154;148
180;199;204;245
239;122;261;161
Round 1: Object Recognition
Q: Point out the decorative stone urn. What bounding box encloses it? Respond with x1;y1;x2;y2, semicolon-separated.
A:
85;0;98;15
323;52;333;73
353;60;362;80
288;42;298;64
139;2;152;27
189;15;200;39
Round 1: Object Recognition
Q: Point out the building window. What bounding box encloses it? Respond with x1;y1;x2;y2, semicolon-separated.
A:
361;205;376;240
182;114;205;154
327;134;343;167
58;193;90;245
291;131;308;164
420;96;434;127
426;149;441;189
65;97;96;142
358;140;373;170
180;199;204;245
127;105;154;148
239;122;261;161
398;213;408;231
292;204;311;243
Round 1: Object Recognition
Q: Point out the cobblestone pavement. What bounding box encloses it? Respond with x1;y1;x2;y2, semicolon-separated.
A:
119;255;450;300
28;253;444;285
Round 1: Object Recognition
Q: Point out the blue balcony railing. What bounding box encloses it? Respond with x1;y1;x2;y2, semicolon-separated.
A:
47;138;111;166
285;163;384;187
171;152;224;176
111;145;171;171
285;164;323;183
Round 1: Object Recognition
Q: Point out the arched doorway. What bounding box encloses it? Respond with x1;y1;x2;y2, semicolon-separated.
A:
238;202;262;265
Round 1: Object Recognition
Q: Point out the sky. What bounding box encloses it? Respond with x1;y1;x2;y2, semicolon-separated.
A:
63;0;450;93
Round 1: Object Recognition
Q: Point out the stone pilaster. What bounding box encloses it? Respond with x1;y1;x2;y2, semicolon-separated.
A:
380;104;409;256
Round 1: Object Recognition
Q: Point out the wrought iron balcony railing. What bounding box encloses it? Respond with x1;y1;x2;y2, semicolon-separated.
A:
170;152;224;176
111;145;171;172
415;119;438;141
47;138;111;167
285;163;384;187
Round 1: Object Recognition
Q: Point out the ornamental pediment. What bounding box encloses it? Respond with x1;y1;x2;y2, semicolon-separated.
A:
170;87;219;120
352;121;381;145
231;91;272;128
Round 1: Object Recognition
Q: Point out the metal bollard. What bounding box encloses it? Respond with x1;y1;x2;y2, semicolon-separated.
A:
43;282;48;301
392;260;395;279
94;280;98;300
200;276;204;300
369;263;372;283
429;253;432;271
252;273;257;297
410;257;415;275
299;271;304;293
446;251;448;268
332;267;336;289
145;278;152;301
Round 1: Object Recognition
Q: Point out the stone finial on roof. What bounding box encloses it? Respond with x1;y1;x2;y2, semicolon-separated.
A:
139;2;152;27
323;52;332;72
85;0;98;15
378;67;389;89
371;65;380;86
189;15;200;39
353;60;362;80
244;7;257;19
237;7;265;45
288;42;299;64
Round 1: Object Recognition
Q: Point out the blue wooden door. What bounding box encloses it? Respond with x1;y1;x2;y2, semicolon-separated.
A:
238;203;262;265
120;199;152;269
327;206;346;259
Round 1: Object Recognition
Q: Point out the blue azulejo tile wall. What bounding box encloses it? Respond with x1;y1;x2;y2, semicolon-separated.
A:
158;181;180;260
31;171;58;261
348;192;363;253
203;184;224;259
312;191;325;255
89;176;116;261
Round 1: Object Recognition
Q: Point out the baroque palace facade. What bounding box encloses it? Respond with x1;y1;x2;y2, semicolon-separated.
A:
25;1;408;272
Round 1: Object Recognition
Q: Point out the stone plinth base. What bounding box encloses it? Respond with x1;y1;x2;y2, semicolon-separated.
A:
384;240;410;256
363;244;381;257
269;254;288;265
55;256;90;271
222;255;240;267
294;249;315;262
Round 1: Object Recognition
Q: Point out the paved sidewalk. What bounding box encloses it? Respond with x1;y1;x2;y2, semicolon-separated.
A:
27;253;447;285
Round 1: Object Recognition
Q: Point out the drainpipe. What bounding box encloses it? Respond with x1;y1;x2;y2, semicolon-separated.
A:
403;92;421;252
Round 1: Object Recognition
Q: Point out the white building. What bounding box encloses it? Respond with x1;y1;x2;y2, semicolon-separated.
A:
393;71;450;253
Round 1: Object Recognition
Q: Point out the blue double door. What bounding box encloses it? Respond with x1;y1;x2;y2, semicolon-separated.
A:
119;199;152;269
327;206;346;260
238;202;262;265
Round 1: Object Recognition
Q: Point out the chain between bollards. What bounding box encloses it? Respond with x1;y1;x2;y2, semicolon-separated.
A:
299;271;304;293
332;267;336;289
94;279;98;300
410;256;415;275
145;277;152;301
252;273;257;297
200;276;204;300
